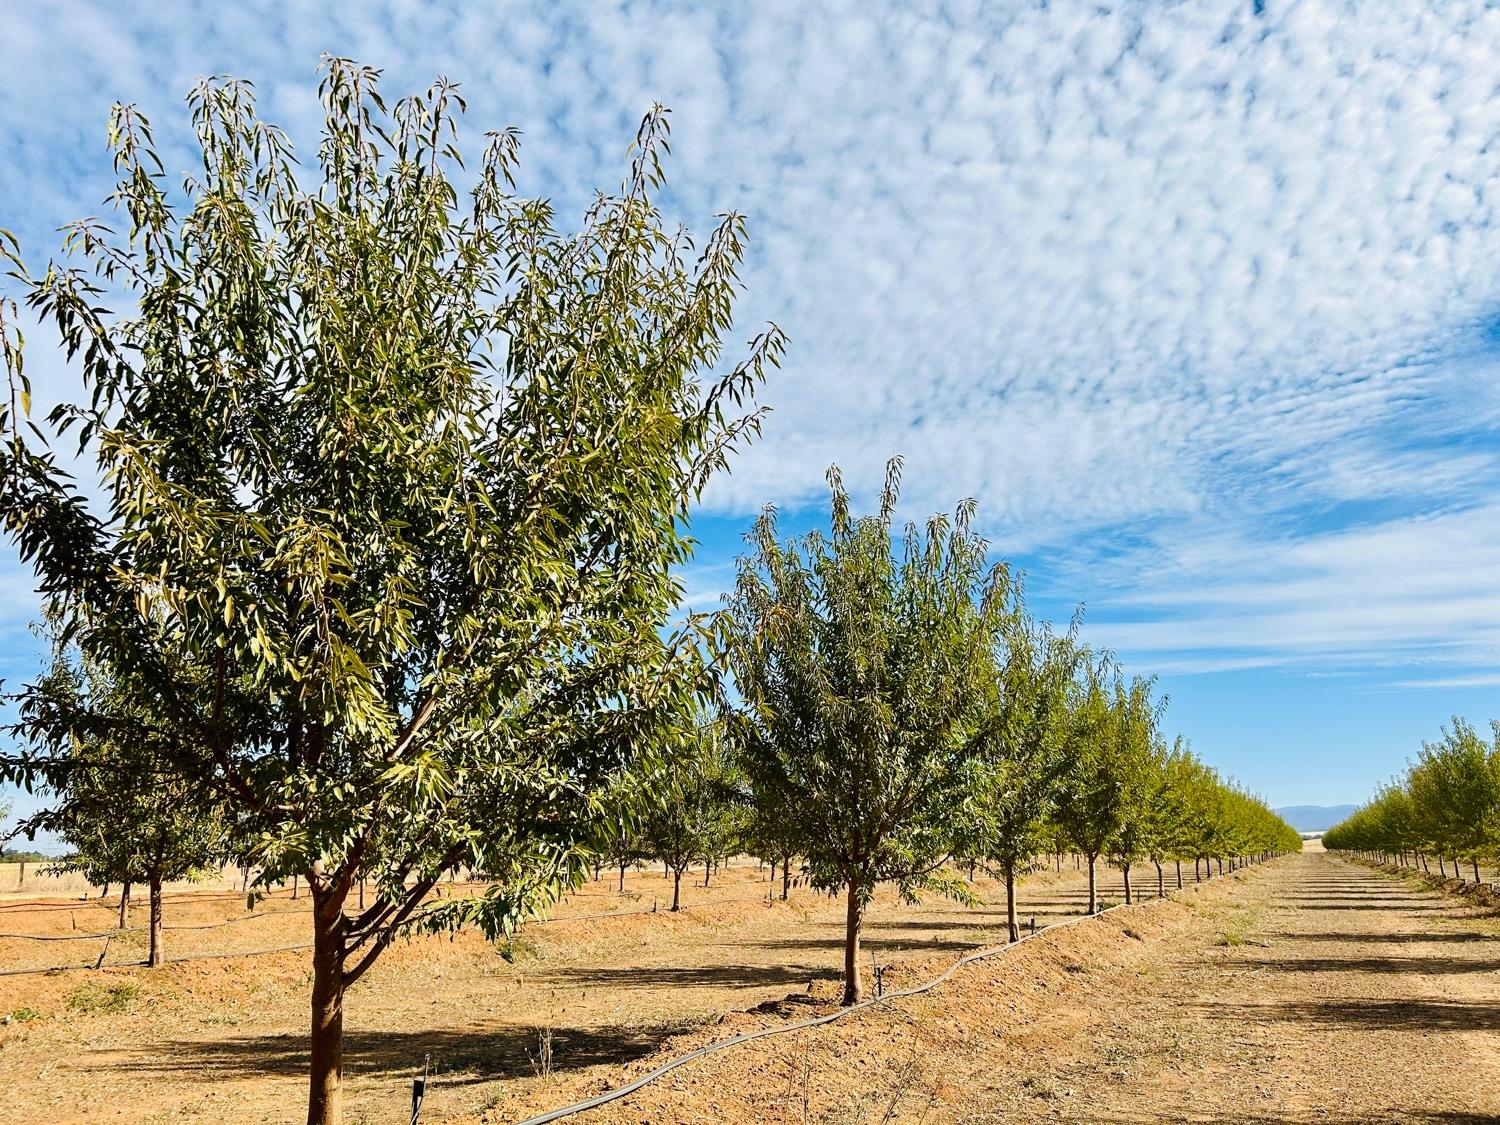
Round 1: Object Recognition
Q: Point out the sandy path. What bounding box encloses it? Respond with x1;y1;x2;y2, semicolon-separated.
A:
963;846;1500;1124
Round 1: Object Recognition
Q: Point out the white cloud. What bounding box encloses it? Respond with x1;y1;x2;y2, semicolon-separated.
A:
3;0;1500;679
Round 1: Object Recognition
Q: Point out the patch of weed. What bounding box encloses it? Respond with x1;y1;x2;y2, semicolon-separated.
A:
65;981;141;1014
495;933;544;964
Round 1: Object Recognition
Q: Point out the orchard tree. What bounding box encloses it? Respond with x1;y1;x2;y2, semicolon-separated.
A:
1054;663;1161;912
1102;678;1165;906
20;637;224;961
957;608;1081;940
0;60;780;1125
642;720;743;911
744;777;803;902
1409;720;1499;881
726;459;1007;1004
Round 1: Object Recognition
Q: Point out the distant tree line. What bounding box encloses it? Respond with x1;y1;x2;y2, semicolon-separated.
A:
1323;718;1500;882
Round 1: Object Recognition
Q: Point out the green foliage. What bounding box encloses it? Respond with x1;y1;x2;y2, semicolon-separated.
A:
640;719;745;909
0;849;50;864
0;57;779;1124
954;602;1081;936
1326;717;1500;872
3;1007;44;1024
22;632;224;895
725;458;1008;1002
65;981;141;1014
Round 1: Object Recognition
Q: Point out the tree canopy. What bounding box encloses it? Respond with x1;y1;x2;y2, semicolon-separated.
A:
0;58;780;1125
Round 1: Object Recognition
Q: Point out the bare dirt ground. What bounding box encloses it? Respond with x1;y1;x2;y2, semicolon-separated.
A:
479;844;1498;1125
955;842;1500;1124
0;856;1145;1123
5;846;1493;1124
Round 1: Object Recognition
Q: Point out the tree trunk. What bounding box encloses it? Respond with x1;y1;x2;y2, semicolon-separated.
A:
1473;858;1482;883
1155;860;1164;898
147;872;164;967
618;862;628;892
781;858;791;901
292;873;299;899
671;868;682;912
307;883;347;1125
1005;862;1019;942
841;881;864;1005
118;882;131;930
1122;862;1132;905
1217;857;1224;876
1087;853;1098;913
702;862;711;889
1175;859;1183;889
1438;855;1447;877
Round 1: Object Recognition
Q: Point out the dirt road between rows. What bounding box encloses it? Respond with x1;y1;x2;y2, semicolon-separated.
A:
486;846;1500;1125
959;842;1500;1124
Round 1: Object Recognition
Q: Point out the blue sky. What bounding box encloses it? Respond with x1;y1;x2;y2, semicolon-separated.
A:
5;0;1500;827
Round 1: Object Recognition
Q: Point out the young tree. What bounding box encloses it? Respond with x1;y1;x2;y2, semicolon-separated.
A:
957;609;1081;940
1053;662;1118;913
1102;679;1165;906
1408;720;1499;882
0;60;779;1125
17;631;225;962
642;721;742;911
726;459;1007;1004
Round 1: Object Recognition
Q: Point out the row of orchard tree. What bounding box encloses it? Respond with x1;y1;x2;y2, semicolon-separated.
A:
1323;718;1500;882
631;463;1299;1007
0;61;1293;1125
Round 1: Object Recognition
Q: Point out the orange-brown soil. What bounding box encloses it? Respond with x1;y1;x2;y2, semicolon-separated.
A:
4;848;1493;1124
0;856;1141;1123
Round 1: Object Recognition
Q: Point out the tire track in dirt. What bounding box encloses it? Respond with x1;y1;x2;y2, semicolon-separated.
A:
965;845;1500;1124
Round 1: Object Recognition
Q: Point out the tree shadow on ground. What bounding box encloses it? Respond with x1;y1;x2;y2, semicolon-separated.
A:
1257;955;1500;976
1201;998;1500;1032
734;932;982;956
108;1020;691;1087
1261;930;1492;944
533;961;816;990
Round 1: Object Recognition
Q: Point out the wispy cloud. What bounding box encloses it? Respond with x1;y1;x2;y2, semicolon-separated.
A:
3;0;1500;685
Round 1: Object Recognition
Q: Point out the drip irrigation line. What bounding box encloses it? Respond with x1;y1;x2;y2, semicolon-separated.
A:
0;908;314;941
0;939;319;977
0;886;795;974
510;873;1266;1125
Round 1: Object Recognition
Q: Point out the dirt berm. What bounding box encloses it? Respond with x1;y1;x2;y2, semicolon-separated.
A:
473;862;1271;1124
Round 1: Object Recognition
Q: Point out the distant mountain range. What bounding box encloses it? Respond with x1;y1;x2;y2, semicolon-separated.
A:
1274;804;1358;833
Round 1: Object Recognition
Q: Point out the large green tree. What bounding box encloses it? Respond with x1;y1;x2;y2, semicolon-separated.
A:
0;60;779;1125
725;459;1006;1004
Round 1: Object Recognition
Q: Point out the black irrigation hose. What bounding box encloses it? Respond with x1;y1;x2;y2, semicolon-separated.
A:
0;888;789;975
0;939;319;977
511;893;1184;1125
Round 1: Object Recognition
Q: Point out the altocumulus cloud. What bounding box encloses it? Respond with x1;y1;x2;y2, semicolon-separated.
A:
4;0;1500;681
